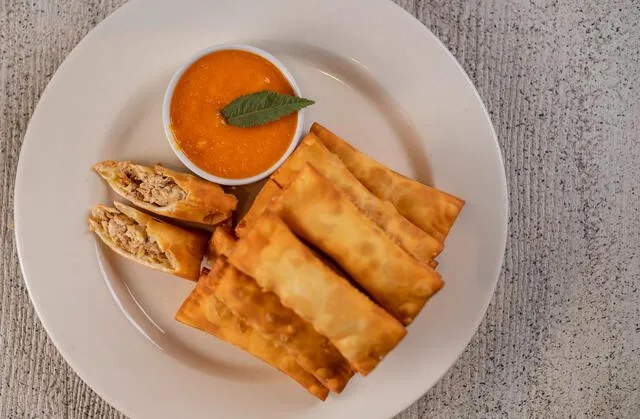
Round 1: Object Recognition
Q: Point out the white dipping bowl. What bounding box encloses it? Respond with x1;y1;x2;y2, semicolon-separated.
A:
162;44;305;186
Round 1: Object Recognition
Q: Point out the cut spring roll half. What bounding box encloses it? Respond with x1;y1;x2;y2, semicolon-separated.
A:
88;202;208;281
272;132;442;264
235;179;282;238
310;123;464;243
93;161;237;225
270;165;444;325
176;265;329;401
227;214;406;375
210;257;354;392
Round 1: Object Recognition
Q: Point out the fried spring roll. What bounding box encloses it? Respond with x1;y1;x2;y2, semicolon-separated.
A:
310;123;464;243
227;214;406;375
93;161;237;226
209;230;354;391
235;179;282;238
270;166;444;325
210;257;354;392
88;202;208;280
176;264;329;401
272;133;442;264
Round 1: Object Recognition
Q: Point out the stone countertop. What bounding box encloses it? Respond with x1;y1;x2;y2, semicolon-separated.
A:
1;0;638;417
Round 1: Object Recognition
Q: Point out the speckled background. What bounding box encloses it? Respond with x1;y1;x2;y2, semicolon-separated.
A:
1;0;639;417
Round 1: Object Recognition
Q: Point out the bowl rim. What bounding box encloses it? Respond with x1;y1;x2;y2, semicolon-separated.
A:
162;43;305;186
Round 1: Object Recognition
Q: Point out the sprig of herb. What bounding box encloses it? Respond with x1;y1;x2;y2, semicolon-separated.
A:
220;90;315;128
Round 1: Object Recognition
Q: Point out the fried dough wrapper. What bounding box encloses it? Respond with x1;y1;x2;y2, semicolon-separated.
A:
210;257;354;392
235;179;282;238
272;133;442;264
205;226;238;265
176;263;329;401
310;123;464;243
270;165;444;325
93;161;237;226
88;202;208;280
208;229;354;391
227;214;406;375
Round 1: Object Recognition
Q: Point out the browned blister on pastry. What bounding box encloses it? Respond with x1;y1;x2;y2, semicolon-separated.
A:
227;214;407;375
270;165;444;325
88;202;208;280
176;262;329;401
205;226;238;265
311;123;464;243
272;132;443;263
235;179;282;238
210;257;354;392
93;161;237;226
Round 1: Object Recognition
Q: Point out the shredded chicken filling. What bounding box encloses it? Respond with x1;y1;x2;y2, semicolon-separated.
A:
93;207;171;267
121;165;186;207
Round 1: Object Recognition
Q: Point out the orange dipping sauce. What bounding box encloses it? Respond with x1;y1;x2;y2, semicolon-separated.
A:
169;50;297;179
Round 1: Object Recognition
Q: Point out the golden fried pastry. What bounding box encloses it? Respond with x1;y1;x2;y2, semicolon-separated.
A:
88;202;208;280
93;161;237;225
272;132;442;264
235;179;282;238
176;263;329;400
205;226;238;265
270;165;444;325
207;233;354;391
227;214;407;375
209;257;354;392
311;123;464;243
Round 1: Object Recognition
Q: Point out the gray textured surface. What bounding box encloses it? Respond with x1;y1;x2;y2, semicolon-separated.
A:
1;0;639;417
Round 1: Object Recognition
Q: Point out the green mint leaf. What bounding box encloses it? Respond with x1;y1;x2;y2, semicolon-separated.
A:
220;90;315;128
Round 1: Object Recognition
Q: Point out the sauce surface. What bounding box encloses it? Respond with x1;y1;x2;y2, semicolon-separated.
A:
170;50;297;179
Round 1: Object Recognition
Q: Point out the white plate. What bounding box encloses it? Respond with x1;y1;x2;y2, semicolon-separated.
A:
14;0;507;418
